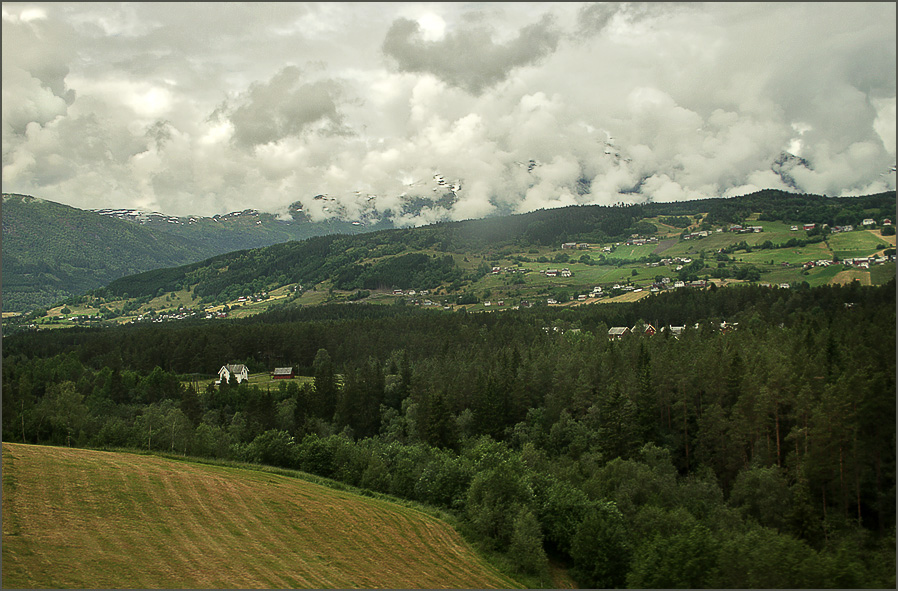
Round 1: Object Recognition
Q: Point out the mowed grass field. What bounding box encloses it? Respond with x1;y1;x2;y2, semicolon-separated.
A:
2;443;522;589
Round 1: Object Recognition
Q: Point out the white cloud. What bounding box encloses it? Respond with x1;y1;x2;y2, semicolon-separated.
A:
1;2;894;223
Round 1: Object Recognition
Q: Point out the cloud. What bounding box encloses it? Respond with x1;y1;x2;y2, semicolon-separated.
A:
1;3;894;224
382;13;561;94
223;66;348;148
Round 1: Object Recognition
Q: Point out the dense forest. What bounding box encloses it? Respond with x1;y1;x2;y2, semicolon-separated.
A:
3;280;895;588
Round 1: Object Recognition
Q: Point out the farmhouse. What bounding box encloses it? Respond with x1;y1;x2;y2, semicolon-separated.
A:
862;218;876;226
271;367;295;379
218;364;249;384
632;323;656;336
667;325;686;338
608;326;631;340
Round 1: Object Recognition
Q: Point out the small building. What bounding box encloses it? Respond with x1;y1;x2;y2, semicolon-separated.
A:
803;223;816;231
667;325;686;338
862;218;876;226
218;364;249;384
632;323;656;336
561;242;578;249
271;367;295;379
608;326;631;340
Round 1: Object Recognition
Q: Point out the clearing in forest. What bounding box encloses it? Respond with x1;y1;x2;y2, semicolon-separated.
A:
1;443;521;589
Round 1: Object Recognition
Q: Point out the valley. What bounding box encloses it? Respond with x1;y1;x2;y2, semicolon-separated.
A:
2;189;895;589
14;208;895;332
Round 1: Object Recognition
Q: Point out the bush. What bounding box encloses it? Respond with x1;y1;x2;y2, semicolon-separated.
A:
245;429;296;468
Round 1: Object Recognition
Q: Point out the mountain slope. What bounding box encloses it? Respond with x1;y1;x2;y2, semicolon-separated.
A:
0;194;389;312
98;190;896;305
2;194;209;311
2;443;521;589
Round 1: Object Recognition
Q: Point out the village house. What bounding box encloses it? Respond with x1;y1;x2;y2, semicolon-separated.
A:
632;323;656;336
218;364;249;384
666;325;686;338
608;326;631;340
862;218;876;226
271;367;295;380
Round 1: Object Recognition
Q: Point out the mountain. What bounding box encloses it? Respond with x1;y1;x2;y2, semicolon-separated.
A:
4;189;895;316
0;194;391;312
92;189;895;308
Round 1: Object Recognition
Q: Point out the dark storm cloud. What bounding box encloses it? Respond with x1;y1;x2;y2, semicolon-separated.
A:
225;66;347;148
382;14;561;95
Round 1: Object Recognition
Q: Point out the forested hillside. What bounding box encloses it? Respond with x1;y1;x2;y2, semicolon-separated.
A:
1;194;205;311
3;280;894;588
0;194;388;312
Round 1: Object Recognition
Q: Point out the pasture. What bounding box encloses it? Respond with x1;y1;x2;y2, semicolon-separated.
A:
828;230;891;260
2;443;521;589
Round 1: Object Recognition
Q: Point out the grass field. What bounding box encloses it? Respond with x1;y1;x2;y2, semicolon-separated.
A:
2;443;522;589
828;230;891;260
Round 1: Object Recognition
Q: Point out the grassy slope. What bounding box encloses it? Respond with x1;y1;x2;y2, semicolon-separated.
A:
2;443;522;589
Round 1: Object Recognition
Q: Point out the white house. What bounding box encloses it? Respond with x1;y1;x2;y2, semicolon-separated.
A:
218;364;249;384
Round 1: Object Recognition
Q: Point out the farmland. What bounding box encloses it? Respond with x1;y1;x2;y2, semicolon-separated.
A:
1;443;522;589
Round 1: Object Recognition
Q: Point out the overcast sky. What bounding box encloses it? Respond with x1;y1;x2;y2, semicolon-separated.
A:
2;2;895;225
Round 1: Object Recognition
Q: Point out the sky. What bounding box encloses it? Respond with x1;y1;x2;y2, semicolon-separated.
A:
2;2;895;226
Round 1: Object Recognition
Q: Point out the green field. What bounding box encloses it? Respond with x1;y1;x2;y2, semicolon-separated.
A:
828;230;890;260
2;443;522;589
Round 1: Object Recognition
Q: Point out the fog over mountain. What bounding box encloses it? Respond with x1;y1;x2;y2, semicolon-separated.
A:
2;2;895;226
